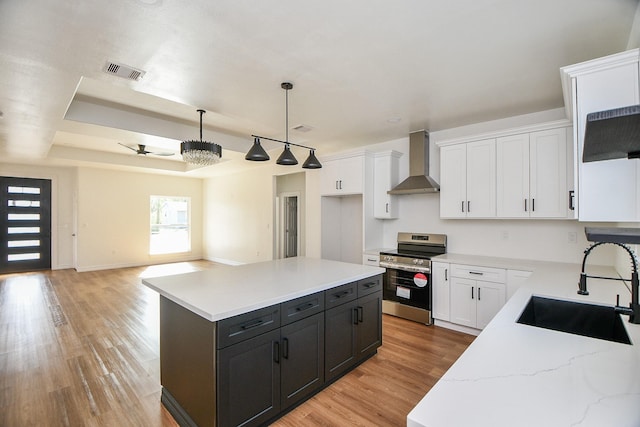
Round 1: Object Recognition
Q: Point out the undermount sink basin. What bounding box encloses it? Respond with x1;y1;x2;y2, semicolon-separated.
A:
517;296;632;345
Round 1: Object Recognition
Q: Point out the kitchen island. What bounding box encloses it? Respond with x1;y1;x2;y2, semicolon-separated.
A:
143;257;384;427
408;256;640;427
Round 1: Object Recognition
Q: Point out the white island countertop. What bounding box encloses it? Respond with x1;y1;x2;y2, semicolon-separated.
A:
408;258;640;427
142;257;384;322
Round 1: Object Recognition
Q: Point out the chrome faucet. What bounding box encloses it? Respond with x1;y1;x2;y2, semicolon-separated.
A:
578;241;640;324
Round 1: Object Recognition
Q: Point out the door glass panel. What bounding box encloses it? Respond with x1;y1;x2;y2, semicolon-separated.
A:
8;186;40;194
8;213;40;221
8;240;40;248
8;227;40;234
8;253;41;261
8;200;40;207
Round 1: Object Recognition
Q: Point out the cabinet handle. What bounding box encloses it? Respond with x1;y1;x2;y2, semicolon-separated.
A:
352;308;359;325
333;290;350;299
339;180;343;190
385;203;389;213
532;198;535;212
282;338;289;359
471;287;474;300
295;302;315;312
569;190;575;211
524;198;527;212
357;306;364;323
467;201;470;213
273;341;280;364
461;201;465;213
445;268;448;281
469;271;483;276
478;287;481;301
362;281;377;289
367;258;376;263
335;180;339;190
241;319;264;330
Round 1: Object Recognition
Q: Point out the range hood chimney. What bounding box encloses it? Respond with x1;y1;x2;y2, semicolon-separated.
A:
388;130;440;194
583;104;640;162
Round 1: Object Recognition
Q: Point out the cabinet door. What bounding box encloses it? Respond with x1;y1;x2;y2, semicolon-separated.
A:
324;301;358;382
440;144;468;218
576;61;639;221
466;139;496;218
432;262;450;321
280;313;324;410
530;128;567;218
475;281;506;329
338;156;364;194
373;153;399;219
356;291;382;358
497;134;530;218
217;329;281;427
320;160;341;195
449;277;476;328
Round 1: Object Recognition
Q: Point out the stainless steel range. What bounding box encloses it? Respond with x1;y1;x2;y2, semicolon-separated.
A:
379;232;447;324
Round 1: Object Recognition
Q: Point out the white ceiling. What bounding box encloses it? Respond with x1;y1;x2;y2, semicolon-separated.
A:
0;0;638;176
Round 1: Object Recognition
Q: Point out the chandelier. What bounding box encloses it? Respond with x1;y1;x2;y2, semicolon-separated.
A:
246;82;322;169
181;109;222;165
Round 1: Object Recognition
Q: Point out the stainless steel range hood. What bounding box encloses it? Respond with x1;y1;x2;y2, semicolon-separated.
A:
583;104;640;162
388;131;440;194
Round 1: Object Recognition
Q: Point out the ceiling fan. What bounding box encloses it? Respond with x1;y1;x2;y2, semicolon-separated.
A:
118;143;174;156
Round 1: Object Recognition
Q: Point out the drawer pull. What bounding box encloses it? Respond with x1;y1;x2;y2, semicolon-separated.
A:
241;319;264;330
362;281;377;289
469;271;483;276
295;302;315;312
333;290;350;299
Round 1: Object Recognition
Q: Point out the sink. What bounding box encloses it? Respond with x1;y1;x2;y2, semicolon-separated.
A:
517;296;632;345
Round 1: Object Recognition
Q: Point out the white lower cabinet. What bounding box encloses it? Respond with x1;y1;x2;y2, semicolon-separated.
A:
362;253;380;266
432;262;450;322
449;264;506;330
506;269;532;300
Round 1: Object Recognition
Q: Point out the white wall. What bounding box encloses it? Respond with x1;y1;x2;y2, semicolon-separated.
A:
76;167;203;271
0;162;76;270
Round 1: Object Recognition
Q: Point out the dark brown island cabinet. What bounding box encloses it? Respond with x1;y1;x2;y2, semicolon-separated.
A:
159;274;383;427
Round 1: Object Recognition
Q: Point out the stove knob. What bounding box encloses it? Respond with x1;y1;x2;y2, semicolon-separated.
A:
413;259;418;265
418;259;424;265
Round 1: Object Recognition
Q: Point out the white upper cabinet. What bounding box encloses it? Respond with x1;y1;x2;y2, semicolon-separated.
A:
497;128;568;218
561;49;640;222
373;151;401;219
320;155;364;196
441;139;496;218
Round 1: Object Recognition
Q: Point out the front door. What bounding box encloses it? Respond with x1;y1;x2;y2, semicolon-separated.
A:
0;177;52;274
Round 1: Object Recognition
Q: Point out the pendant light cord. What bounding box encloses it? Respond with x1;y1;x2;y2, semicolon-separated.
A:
197;109;205;141
285;87;289;143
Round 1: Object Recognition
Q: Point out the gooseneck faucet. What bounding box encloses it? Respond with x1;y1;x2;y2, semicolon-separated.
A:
578;241;640;324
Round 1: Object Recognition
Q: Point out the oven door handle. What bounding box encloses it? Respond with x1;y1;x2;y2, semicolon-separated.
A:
379;262;430;274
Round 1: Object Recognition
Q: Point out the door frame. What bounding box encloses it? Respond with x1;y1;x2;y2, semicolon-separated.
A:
277;191;301;259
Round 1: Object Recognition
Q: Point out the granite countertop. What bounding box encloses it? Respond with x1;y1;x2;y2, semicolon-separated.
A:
142;257;384;322
408;258;640;427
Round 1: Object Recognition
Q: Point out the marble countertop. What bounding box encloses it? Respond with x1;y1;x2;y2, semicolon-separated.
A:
408;258;640;427
142;257;384;322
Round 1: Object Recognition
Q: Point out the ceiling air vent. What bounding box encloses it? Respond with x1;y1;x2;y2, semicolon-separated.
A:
292;124;313;133
103;61;146;81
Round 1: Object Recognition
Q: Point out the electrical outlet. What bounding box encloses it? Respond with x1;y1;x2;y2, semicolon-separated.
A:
568;231;577;243
501;231;509;241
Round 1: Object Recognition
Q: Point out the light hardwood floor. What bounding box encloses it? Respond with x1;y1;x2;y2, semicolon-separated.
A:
0;262;474;426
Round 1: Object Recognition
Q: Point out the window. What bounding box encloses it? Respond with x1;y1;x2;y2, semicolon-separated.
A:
150;196;190;255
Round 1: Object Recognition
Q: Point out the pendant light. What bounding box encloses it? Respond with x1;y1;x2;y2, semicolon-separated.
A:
245;137;270;161
247;82;322;169
181;109;222;165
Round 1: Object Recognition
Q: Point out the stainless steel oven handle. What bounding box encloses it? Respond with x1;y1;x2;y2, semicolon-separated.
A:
379;262;430;274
